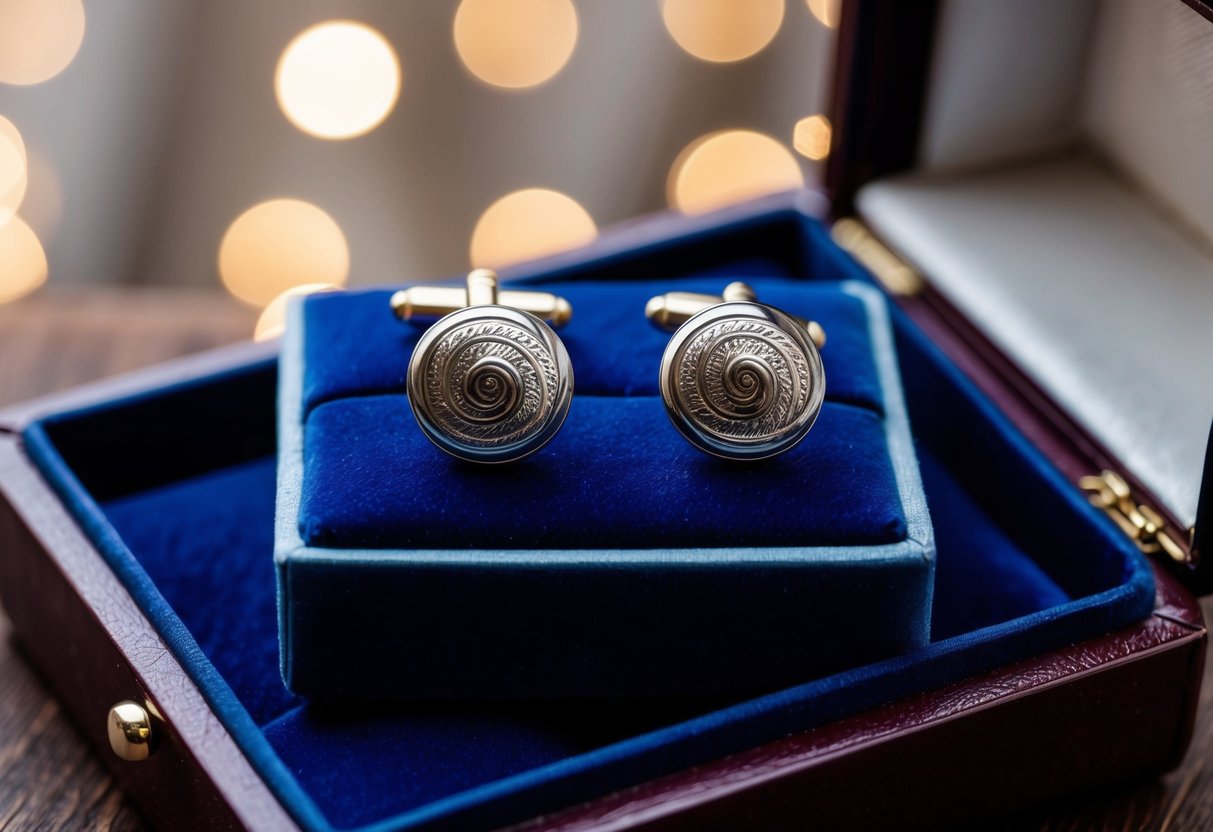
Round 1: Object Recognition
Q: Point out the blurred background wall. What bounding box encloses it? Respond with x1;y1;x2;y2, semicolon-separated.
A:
0;0;840;320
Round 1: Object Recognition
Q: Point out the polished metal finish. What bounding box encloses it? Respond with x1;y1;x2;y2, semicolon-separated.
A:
830;217;924;297
648;282;826;460
1080;469;1188;563
646;282;826;349
107;701;154;762
391;279;573;327
400;270;573;463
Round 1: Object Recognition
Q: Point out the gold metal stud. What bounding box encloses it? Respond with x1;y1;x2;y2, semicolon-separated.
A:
107;700;154;762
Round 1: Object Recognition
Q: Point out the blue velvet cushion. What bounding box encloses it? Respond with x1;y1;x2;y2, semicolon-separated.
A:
303;397;901;549
298;279;897;550
21;204;1155;832
281;274;935;700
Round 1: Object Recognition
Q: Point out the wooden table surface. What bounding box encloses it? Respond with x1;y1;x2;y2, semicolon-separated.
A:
0;287;1209;831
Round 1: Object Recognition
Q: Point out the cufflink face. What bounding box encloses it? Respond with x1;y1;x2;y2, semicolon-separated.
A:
659;300;825;460
407;304;573;463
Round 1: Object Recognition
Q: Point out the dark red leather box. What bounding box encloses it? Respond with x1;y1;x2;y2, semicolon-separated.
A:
1;2;1210;830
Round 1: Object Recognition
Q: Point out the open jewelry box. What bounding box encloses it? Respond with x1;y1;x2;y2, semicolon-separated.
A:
0;0;1210;829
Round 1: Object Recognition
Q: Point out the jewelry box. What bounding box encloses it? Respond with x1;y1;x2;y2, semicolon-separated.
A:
0;0;1209;828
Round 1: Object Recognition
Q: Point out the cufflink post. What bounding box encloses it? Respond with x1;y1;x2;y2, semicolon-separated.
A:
645;281;825;348
391;269;573;326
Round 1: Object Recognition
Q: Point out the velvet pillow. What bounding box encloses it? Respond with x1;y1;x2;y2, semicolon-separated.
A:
277;275;934;699
298;276;895;550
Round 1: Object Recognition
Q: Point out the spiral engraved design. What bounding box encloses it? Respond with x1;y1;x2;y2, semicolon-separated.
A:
420;318;560;449
673;318;812;444
460;356;522;422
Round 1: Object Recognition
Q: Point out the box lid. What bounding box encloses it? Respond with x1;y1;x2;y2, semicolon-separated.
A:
825;0;1212;589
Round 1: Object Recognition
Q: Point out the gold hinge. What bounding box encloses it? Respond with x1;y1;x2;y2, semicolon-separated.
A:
831;218;925;297
1079;470;1189;564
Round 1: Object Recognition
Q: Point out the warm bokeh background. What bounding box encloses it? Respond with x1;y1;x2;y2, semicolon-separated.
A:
0;0;840;338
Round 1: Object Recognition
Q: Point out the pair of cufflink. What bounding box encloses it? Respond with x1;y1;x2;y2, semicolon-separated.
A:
390;269;826;464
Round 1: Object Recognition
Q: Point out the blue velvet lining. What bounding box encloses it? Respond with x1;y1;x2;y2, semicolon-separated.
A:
298;279;895;550
90;427;1145;832
21;205;1156;832
920;449;1070;639
104;457;296;724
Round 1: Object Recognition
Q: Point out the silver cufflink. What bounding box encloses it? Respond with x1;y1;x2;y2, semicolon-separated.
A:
392;269;574;463
646;282;827;461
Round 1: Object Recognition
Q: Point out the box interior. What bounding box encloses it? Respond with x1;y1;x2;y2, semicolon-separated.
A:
858;0;1213;529
22;208;1154;832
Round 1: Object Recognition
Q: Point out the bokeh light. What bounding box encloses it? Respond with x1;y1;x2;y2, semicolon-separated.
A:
275;20;401;140
0;114;27;225
806;0;841;29
0;0;85;86
793;114;832;161
470;188;596;269
218;199;350;307
454;0;578;89
0;216;47;303
254;283;340;341
662;0;785;63
668;129;804;214
19;146;63;240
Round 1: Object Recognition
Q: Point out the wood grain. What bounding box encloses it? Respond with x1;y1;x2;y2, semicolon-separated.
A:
0;287;1208;831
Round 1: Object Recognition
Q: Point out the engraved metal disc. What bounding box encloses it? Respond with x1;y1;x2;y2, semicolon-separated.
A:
407;306;573;463
659;301;825;460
